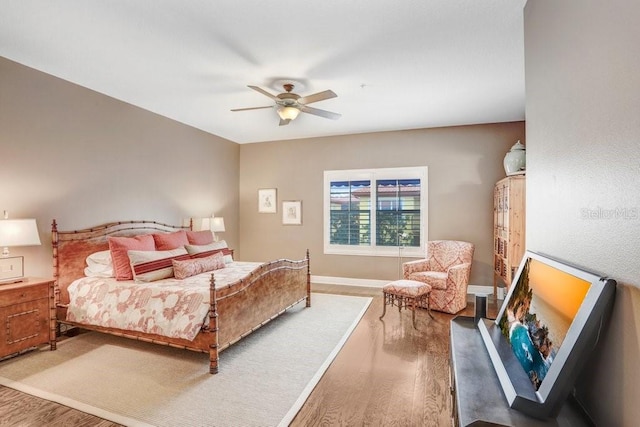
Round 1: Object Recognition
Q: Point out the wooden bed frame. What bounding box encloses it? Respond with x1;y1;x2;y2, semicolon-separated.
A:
51;219;311;374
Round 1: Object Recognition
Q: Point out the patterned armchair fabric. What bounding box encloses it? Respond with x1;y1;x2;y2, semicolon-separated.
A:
403;240;475;314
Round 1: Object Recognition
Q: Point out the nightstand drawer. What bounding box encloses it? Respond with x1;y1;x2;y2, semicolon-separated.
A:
0;299;50;355
0;282;49;307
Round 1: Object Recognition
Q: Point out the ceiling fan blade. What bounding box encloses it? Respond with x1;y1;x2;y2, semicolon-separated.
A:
299;105;342;120
248;85;279;100
297;90;337;105
230;106;273;112
279;118;291;126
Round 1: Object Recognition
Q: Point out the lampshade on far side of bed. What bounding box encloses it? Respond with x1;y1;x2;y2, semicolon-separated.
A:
201;216;225;241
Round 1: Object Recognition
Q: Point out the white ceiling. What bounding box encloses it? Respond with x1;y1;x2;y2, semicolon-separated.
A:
0;0;527;144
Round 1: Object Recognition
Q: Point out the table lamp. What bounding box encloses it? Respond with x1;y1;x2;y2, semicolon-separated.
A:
201;216;225;242
210;217;225;242
0;212;41;284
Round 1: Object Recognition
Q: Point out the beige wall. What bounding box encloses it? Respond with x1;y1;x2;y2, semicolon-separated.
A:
525;1;640;425
0;57;240;279
239;122;525;287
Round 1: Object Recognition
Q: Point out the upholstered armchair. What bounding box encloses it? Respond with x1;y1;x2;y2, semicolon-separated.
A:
403;240;475;314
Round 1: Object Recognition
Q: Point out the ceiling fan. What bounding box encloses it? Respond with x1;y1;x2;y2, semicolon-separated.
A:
231;83;341;126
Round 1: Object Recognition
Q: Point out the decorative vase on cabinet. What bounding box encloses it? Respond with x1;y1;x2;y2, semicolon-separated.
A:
493;175;525;298
503;140;526;176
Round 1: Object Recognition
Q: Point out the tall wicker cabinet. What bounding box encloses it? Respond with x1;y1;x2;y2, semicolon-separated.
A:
493;175;526;298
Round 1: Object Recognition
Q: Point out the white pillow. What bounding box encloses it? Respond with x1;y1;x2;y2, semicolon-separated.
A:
86;250;112;266
186;240;228;251
85;250;114;277
84;263;114;278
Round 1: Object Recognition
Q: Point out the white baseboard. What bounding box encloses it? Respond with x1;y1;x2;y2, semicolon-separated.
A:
311;275;387;288
311;275;494;295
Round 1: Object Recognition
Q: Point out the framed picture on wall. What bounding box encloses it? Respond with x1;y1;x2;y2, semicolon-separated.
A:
258;188;277;213
282;200;302;225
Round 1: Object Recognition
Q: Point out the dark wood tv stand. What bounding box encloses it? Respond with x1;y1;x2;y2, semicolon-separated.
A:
449;316;593;426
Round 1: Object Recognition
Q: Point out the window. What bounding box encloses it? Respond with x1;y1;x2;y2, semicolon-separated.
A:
324;167;428;257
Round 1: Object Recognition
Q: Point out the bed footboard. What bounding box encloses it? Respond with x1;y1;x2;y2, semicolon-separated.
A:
208;250;311;374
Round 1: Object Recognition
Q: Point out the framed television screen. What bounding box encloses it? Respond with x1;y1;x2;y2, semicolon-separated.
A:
478;251;616;419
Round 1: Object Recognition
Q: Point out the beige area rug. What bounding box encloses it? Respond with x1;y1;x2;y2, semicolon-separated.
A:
0;293;371;427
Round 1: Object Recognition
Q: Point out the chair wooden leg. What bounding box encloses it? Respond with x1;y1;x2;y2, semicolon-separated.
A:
426;292;434;319
411;298;417;328
380;292;388;320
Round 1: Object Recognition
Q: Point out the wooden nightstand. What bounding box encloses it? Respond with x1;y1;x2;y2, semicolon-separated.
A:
0;277;55;360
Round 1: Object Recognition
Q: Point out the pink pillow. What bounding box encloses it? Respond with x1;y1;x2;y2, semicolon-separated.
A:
153;230;189;250
108;235;155;280
186;230;214;245
172;252;225;280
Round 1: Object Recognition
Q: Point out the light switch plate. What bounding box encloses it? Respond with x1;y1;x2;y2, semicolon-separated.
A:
0;256;25;284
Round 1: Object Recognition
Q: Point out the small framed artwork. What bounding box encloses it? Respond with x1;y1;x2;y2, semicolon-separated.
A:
258;188;277;213
282;200;302;225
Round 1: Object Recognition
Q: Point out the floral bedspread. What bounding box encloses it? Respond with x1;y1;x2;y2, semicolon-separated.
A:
66;261;263;341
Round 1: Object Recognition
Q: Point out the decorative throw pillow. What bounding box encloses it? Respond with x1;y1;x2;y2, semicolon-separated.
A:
172;252;225;280
186;230;214;245
152;230;189;250
128;248;190;282
185;240;233;263
108;235;156;280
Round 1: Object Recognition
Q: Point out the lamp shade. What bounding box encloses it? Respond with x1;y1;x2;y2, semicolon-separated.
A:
200;217;225;233
277;106;300;121
0;219;41;248
210;217;225;233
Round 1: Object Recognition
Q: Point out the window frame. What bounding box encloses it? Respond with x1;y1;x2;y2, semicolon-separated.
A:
323;166;428;257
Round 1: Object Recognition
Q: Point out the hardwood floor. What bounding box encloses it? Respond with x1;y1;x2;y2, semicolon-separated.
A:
0;385;118;427
291;285;498;427
0;284;499;426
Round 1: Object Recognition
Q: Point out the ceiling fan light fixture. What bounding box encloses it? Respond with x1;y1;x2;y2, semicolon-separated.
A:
277;106;300;121
232;84;340;126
